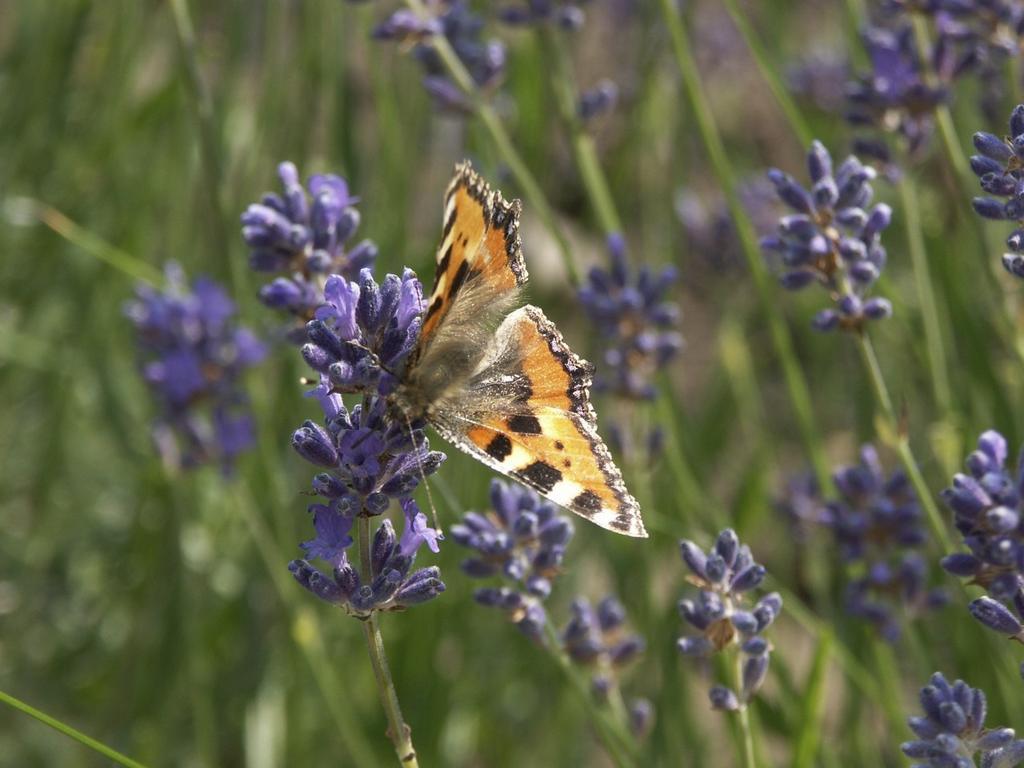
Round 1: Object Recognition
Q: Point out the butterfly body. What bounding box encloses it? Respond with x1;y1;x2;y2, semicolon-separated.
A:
396;162;647;538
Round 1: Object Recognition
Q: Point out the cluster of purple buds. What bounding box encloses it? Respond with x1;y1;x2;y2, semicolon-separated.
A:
761;141;894;332
451;480;574;641
971;104;1024;278
563;596;644;691
677;529;781;711
901;672;1024;767
241;162;375;339
845;25;949;164
941;430;1024;642
562;596;653;739
289;498;445;616
885;1;1024;121
577;79;618;122
577;233;682;400
498;0;590;29
301;268;425;396
375;2;505;113
825;445;948;641
125;262;266;473
287;268;446;614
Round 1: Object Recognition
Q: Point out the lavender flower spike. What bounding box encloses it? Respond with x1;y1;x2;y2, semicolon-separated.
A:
287;268;446;616
970;104;1024;278
241;162;375;339
761;141;893;331
677;529;781;710
941;429;1024;642
902;672;1024;767
125;262;266;473
452;479;574;642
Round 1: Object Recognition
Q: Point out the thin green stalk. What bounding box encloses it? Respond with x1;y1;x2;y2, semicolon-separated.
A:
540;621;638;768
898;174;954;414
855;333;954;553
357;516;419;767
168;0;244;296
537;26;622;236
871;640;911;749
733;655;757;768
0;689;150;768
792;630;831;768
30;202;164;285
400;0;578;282
657;0;833;494
720;0;813;147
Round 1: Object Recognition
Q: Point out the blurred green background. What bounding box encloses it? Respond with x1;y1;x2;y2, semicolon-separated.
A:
3;1;1024;766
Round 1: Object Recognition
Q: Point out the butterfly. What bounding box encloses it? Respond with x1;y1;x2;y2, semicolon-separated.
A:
393;161;646;538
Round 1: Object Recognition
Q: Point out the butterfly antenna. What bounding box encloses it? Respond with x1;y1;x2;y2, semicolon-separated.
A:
401;408;443;536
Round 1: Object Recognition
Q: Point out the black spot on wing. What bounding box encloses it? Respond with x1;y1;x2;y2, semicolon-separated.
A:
573;490;602;512
519;461;562;493
507;414;542;434
441;209;457;243
485;433;512;461
435;243;452;285
424;296;444;321
554;440;565;451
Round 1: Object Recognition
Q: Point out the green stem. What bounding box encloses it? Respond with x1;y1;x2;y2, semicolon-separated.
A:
855;333;954;553
357;516;419;767
733;654;757;768
400;0;578;282
897;174;953;414
540;621;638;768
0;689;149;768
720;0;813;147
538;26;622;236
657;0;833;494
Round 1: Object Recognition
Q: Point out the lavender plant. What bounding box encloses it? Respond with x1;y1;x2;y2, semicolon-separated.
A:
826;446;948;641
902;672;1024;767
761;141;893;331
677;529;781;712
374;2;506;112
274;246;446;764
451;479;574;641
577;234;682;400
125;262;266;472
970;104;1024;277
942;430;1024;642
240;162;375;339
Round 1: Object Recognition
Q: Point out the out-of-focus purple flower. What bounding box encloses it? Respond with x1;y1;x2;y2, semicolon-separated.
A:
498;0;590;29
761;141;894;332
578;79;618;121
781;446;947;641
774;473;827;542
377;2;506;113
563;595;645;689
885;1;1024;121
845;26;949;163
452;479;573;641
901;672;1024;767
287;267;446;615
970;104;1024;278
240;162;374;339
786;52;850;113
677;529;781;710
577;233;682;400
125;262;266;473
675;177;780;274
941;429;1024;641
